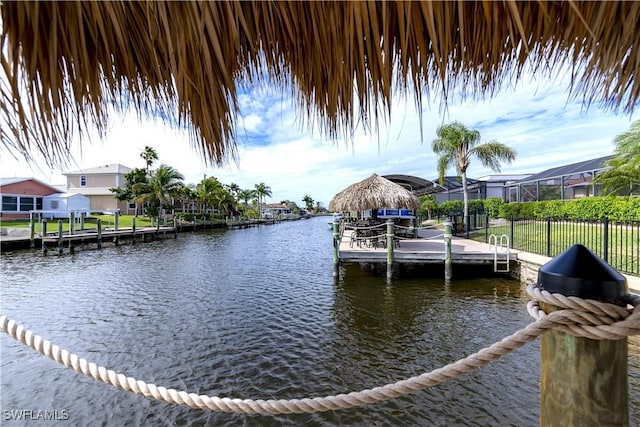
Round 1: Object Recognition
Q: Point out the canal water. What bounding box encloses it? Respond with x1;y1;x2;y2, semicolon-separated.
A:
1;216;638;426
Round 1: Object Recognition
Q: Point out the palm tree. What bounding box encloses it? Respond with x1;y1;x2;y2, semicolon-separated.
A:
254;182;272;218
432;121;516;231
134;164;184;225
237;189;257;217
595;120;640;195
302;194;314;212
140;146;159;175
196;176;224;213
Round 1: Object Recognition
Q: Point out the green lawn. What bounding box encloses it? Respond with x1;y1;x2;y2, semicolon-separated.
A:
467;219;639;275
1;215;154;233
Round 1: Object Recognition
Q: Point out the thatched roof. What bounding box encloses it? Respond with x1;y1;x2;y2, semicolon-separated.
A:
1;1;639;165
329;174;420;212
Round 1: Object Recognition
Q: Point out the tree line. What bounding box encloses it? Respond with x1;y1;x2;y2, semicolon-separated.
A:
110;146;320;221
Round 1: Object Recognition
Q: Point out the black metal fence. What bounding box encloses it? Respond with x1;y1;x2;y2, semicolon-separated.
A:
449;211;488;237
469;216;640;276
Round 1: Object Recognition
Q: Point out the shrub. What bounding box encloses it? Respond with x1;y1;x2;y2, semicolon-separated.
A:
496;196;639;220
437;200;463;216
484;197;503;218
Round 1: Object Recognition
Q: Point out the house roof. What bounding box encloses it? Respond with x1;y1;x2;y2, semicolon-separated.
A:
476;174;532;182
433;176;481;191
0;177;60;192
64;164;132;175
383;174;443;196
514;156;612;184
45;193;90;199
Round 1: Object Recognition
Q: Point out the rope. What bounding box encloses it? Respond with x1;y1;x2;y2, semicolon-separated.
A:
2;285;639;414
526;284;640;339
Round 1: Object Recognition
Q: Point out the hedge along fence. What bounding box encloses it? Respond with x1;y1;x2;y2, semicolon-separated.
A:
497;196;640;221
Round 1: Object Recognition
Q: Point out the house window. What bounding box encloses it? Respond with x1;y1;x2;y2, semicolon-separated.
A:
2;196;18;211
80;175;87;187
128;203;136;209
36;197;43;210
51;200;59;209
19;197;34;211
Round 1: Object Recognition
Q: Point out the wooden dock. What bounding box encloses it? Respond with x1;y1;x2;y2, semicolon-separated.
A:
39;226;176;254
337;227;515;267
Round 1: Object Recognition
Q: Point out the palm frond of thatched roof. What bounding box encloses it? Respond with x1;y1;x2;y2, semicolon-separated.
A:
329;174;420;212
2;1;639;165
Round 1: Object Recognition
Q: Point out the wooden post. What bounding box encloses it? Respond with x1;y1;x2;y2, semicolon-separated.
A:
444;220;452;280
332;220;340;277
386;219;394;279
114;211;120;231
538;244;629;426
57;219;64;254
69;212;75;235
131;217;136;244
80;213;85;230
96;218;102;249
29;212;35;248
41;219;48;254
173;217;177;238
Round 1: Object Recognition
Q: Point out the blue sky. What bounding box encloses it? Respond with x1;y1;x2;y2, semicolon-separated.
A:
1;70;637;207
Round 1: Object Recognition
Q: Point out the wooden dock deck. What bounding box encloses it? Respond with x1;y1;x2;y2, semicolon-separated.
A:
338;228;515;266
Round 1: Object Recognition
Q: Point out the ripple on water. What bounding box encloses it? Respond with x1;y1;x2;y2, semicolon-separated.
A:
1;217;638;426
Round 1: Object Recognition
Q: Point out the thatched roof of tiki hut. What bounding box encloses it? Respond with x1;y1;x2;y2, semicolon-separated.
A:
1;1;639;165
329;174;420;213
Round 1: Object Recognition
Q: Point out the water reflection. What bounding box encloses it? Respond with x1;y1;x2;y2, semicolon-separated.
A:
0;217;637;426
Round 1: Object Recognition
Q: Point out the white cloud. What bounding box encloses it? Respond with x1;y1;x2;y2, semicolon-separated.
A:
1;70;638;207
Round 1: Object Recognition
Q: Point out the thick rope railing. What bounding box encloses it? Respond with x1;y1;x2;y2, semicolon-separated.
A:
2;284;639;414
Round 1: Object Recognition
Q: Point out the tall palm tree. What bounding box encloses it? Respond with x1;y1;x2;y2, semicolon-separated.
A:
432;121;516;231
140;146;159;175
595;120;640;195
134;164;184;224
254;182;272;218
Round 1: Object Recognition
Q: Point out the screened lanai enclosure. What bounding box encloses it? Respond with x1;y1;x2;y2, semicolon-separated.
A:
506;156;614;202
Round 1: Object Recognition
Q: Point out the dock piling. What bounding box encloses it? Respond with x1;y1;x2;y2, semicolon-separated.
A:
332;220;340;277
538;244;629;426
386;220;394;279
29;212;35;248
41;219;48;254
132;217;136;243
444;220;452;280
57;220;64;254
96;219;102;249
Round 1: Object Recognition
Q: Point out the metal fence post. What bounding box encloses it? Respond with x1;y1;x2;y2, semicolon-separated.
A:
546;217;552;257
538;244;629;426
510;217;515;248
485;214;489;243
603;216;609;263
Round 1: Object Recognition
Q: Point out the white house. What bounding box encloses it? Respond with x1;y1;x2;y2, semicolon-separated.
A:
42;193;91;219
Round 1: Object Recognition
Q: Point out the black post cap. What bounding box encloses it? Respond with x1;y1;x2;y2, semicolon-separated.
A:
538;244;628;304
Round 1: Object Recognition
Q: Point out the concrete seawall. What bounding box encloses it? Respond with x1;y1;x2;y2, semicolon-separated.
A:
513;250;640;294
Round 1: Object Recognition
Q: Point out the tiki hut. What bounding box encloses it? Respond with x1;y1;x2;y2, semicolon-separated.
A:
1;2;639;165
329;174;420;219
